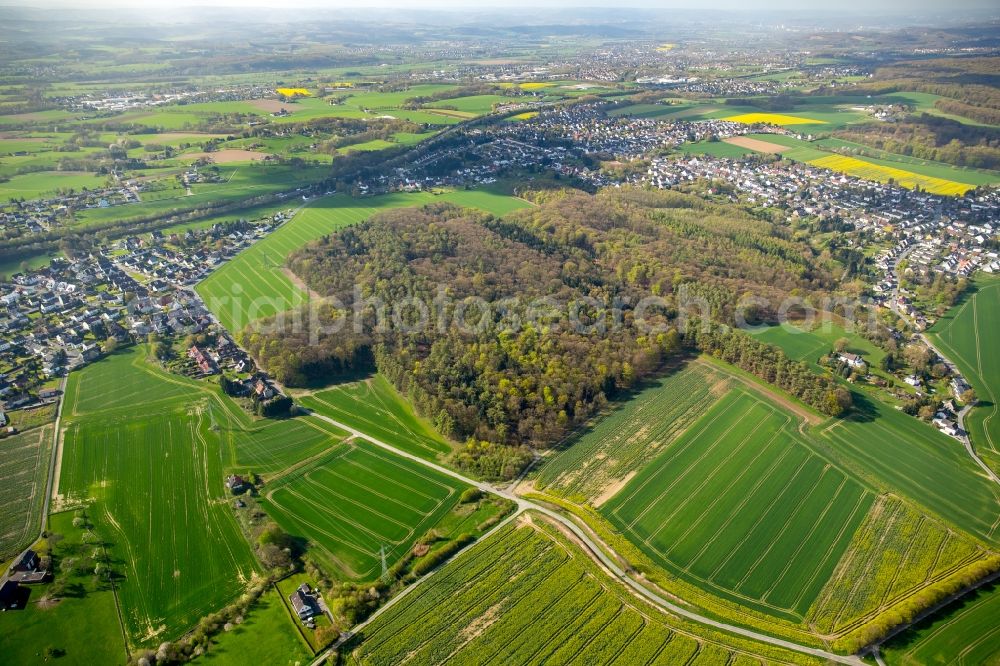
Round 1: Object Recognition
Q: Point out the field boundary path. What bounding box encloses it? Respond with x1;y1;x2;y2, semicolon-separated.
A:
303;408;866;666
42;375;68;530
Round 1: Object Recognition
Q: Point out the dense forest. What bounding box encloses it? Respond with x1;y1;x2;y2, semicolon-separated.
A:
241;188;847;474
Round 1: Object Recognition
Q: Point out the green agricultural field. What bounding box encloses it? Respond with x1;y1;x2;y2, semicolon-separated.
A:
391;131;436;145
196;189;529;332
344;85;457;110
349;518;824;666
679;140;755;158
602;388;873;622
374;109;464;124
742;132;834;161
809;495;989;638
210;394;348;477
58;348;259;647
426;94;508;114
0;170;108;197
0;109;77;126
882;582;1000;665
606;102;698;119
536;361;732;503
260;437;465;580
818;399;1000;546
73;163;329;228
0;147;105;179
63;349;194;415
338;139;397;153
0;250;58;277
748;315;1000;544
0;136;61;154
0;426;51;560
160;199;294;235
298;374;451;462
0;512;128;665
195;589;311;666
928;277;1000;474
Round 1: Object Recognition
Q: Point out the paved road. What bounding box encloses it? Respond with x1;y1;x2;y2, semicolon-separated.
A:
305;409;866;666
887;244;999;486
919;332;1000;485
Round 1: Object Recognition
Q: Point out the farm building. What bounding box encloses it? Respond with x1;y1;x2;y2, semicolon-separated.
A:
837;352;865;368
289;584;319;621
224;474;247;494
0;579;20;609
8;550;38;574
933;417;960;437
8;549;48;583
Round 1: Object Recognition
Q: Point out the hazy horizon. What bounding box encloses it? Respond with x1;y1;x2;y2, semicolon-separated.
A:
4;0;999;13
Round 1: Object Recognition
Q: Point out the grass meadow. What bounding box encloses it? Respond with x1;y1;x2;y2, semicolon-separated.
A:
0;511;128;665
748;322;886;372
195;588;311;666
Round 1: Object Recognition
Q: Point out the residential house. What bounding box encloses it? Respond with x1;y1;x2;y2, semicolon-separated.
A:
289;584;319;621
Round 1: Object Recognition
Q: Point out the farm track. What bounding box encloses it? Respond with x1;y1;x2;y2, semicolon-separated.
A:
302;408;866;666
42;376;68;526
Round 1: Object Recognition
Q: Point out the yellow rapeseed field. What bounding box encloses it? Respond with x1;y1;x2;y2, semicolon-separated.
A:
510;111;539;121
500;82;555;90
275;88;311;97
723;112;826;126
808;155;974;196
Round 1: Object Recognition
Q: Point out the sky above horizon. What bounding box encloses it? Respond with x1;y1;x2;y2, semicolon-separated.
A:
7;0;999;12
